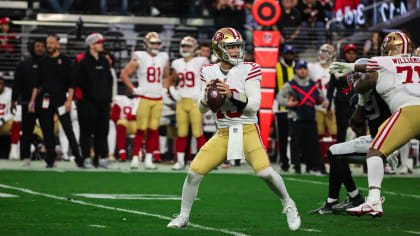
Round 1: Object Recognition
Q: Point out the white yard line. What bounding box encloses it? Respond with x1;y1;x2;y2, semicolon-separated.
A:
0;184;249;236
301;228;321;232
284;177;420;200
89;225;107;228
0;193;19;197
405;231;420;235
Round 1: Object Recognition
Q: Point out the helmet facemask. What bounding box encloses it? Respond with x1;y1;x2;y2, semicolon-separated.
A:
318;49;333;65
215;41;245;66
145;41;161;55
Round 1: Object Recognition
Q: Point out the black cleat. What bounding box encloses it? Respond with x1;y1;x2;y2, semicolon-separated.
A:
332;193;365;214
308;201;338;214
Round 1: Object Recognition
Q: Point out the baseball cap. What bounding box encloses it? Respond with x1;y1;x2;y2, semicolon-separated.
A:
283;44;295;54
85;33;105;46
344;44;357;52
0;17;10;25
295;60;307;69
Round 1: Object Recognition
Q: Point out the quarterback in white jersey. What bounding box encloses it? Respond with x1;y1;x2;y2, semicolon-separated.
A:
121;32;170;169
167;27;300;231
330;31;420;216
308;44;337;137
169;36;208;170
0;78;20;160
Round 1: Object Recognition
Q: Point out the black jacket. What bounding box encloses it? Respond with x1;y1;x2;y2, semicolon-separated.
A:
327;74;353;109
74;51;113;103
13;56;42;104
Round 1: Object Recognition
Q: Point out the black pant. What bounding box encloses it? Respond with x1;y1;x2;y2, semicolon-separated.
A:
20;104;37;160
328;151;357;199
335;101;354;143
77;99;110;164
57;110;83;165
275;112;290;170
289;119;325;172
37;99;57;166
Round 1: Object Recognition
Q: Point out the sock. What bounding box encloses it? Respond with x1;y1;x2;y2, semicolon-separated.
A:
257;167;290;205
11;121;20;144
180;170;203;217
146;129;155;153
348;189;359;198
116;124;127;154
399;143;410;169
177;153;185;165
327;197;338;203
196;135;206;151
132;130;144;157
159;135;167;154
153;129;160;161
175;137;188;161
367;156;384;201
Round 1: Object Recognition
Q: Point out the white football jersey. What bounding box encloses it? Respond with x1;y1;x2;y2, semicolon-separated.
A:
112;95;140;120
200;62;261;128
367;56;420;113
0;87;12;121
172;57;209;100
132;51;169;99
308;62;331;110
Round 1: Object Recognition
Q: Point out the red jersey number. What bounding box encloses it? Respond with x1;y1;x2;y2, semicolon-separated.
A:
396;66;420;84
178;71;195;88
146;67;161;83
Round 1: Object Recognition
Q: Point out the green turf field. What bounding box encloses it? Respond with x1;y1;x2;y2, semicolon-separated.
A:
0;169;420;235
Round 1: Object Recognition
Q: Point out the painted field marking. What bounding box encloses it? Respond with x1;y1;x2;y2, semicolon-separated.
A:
0;184;249;236
0;193;19;197
406;231;420;235
301;228;321;232
89;225;107;228
73;193;199;200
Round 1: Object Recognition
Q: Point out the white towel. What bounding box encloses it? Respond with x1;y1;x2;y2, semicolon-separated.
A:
227;124;245;160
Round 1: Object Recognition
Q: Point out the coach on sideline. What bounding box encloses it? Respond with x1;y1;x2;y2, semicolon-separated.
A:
74;33;114;168
28;34;83;168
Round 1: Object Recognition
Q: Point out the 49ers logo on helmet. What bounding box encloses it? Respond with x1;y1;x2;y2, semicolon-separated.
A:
383;35;393;46
214;32;224;41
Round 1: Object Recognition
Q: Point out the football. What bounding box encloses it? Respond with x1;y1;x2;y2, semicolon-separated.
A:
206;79;226;112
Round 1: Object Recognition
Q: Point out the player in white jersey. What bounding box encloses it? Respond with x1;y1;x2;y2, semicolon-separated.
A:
169;36;209;170
329;32;420;216
110;94;142;165
308;44;337;147
121;32;170;169
167;27;300;231
0;78;20;160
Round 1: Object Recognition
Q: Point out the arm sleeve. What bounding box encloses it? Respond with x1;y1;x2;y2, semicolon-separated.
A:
366;58;381;72
276;82;292;107
12;63;22;102
326;74;336;110
243;78;261;113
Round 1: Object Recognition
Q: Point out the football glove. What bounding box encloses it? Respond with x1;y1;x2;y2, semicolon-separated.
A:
329;62;355;77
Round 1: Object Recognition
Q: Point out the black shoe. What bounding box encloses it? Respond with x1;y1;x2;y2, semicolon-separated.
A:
46;163;55;168
331;193;365;214
308;201;338;214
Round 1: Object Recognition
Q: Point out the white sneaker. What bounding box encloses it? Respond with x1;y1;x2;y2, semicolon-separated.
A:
144;153;157;170
130;156;139;169
84;158;94;169
283;199;301;231
172;161;185;170
347;197;384;217
167;214;189;228
99;158;119;169
8;144;19;160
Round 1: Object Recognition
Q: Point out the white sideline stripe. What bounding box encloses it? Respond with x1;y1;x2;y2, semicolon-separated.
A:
73;193;200;201
89;225;107;228
0;184;249;236
284;177;420;200
406;231;420;235
0;192;19;197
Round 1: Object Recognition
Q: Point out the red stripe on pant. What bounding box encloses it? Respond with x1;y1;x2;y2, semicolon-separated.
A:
11;121;20;144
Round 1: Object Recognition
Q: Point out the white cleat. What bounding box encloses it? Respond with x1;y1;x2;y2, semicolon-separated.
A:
8;144;19;160
167;214;189;228
144;153;157;170
283;199;301;231
347;197;384;217
172;162;185;170
130;156;139;169
84;158;94;169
